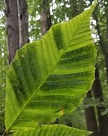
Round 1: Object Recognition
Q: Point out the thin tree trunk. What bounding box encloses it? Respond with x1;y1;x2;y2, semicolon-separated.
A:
84;90;99;136
93;10;108;136
84;91;100;136
104;3;108;84
17;0;29;47
4;0;19;64
93;67;108;136
40;0;52;35
94;12;108;84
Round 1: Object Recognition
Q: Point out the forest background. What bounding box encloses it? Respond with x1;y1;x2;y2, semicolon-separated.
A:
0;0;108;136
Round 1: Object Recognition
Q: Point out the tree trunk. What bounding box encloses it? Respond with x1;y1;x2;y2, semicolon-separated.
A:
93;67;108;136
93;10;108;136
40;0;52;35
4;0;29;64
3;1;28;135
94;12;108;84
84;91;100;136
104;2;108;84
17;0;29;47
4;0;19;64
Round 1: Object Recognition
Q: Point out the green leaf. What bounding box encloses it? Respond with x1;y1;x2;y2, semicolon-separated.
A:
5;0;97;132
11;125;91;136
